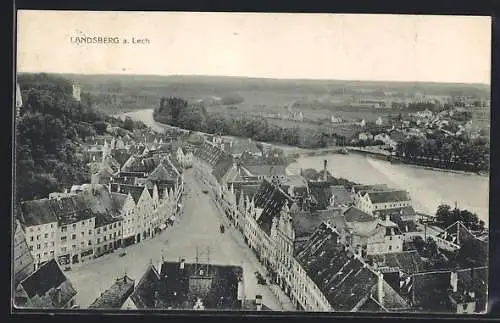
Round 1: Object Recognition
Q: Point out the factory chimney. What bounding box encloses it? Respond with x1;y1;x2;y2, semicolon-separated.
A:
323;160;328;182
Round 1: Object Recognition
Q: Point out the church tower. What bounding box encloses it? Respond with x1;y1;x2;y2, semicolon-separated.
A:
72;83;81;102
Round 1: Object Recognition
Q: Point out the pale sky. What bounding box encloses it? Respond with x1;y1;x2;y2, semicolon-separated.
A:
16;11;491;84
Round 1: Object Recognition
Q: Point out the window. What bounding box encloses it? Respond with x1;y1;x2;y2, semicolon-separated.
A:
61;247;67;253
44;233;48;239
30;236;34;242
72;234;76;240
61;236;67;242
81;241;84;246
37;244;41;250
82;220;86;225
81;232;85;237
88;240;92;246
29;246;33;251
97;238;101;244
88;230;92;235
118;222;121;227
72;224;76;230
44;242;48;248
52;242;55;246
44;252;47;256
72;245;76;249
113;223;117;229
462;304;468;311
51;224;54;228
97;228;100;234
36;235;40;240
389;245;392;251
61;226;67;233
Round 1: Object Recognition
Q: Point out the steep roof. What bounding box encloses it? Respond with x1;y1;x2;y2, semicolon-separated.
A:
111;149;132;167
89;275;135;309
295;223;379;311
131;261;243;310
344;207;376;223
290;209;341;239
229;138;261;155
20;199;58;226
352;184;389;195
110;184;145;204
234;182;262;202
19;259;77;308
194;142;225;167
111;192;129;210
212;154;234;182
147;163;178;182
130;265;161;309
253;180;293;235
244;165;287;177
368;251;424;275
367;190;410;204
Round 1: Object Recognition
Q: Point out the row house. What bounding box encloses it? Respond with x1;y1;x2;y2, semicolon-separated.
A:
176;146;194;168
355;189;412;216
110;192;136;247
334;206;404;256
242;179;293;275
14;259;78;309
110;184;155;246
56;195;97;267
221;180;261;229
269;203;341;297
94;213;124;258
13;219;35;287
19;200;59;269
145;162;183;224
292;222;410;312
193;141;233;197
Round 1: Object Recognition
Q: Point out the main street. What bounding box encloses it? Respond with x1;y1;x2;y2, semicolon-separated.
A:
66;168;293;310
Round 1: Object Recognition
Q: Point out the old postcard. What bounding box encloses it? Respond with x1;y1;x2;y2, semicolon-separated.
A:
13;11;490;314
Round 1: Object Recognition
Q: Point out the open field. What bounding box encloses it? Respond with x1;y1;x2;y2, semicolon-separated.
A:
54;74;489;114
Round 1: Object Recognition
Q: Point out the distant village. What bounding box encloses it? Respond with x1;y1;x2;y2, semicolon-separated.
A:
14;111;488;313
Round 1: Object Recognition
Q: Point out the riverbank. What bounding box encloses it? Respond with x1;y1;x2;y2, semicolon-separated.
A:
389;159;489;178
123;108;489;225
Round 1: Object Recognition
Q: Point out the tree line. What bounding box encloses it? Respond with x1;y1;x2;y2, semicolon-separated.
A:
153;96;348;149
15;73;142;205
394;131;489;172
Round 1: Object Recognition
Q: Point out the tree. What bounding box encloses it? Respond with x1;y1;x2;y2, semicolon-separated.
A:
426;237;439;257
92;121;108;134
123;116;135;131
436;204;451;224
413;236;425;253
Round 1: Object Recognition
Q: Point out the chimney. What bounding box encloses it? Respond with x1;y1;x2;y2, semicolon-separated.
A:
56;287;62;305
450;271;458;293
323;160;328;182
377;272;385;306
255;294;262;311
180;258;185;270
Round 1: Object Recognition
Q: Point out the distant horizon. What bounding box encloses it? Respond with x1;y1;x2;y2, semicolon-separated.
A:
16;71;491;88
